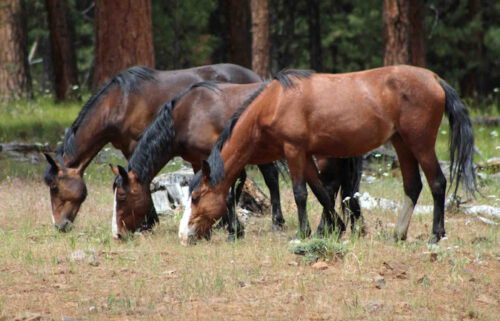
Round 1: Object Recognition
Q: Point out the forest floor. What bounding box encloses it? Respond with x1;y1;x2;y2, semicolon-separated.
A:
0;170;498;321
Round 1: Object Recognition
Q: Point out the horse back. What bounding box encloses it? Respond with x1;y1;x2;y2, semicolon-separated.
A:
173;82;263;162
259;66;446;157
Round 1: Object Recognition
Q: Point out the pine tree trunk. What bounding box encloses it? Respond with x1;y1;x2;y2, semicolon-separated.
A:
250;0;270;78
409;0;425;67
270;0;296;71
226;0;252;68
45;0;80;101
383;0;425;66
461;0;483;96
0;0;32;101
307;0;323;71
93;0;155;89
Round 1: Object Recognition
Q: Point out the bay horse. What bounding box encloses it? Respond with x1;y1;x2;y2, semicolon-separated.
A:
179;65;477;245
43;64;265;232
110;81;363;239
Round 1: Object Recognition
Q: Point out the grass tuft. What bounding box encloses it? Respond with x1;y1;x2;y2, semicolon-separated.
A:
289;237;350;263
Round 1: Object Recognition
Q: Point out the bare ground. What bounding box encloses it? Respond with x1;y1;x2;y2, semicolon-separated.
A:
0;178;498;321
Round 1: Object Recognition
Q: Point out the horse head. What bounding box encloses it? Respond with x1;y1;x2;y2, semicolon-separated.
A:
179;160;226;245
43;153;87;232
110;164;152;239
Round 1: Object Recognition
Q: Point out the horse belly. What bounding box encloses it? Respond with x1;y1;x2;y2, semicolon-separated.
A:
308;113;394;157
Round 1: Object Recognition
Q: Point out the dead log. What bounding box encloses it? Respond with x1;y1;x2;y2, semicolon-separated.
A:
0;142;53;162
238;177;271;215
150;170;271;216
363;146;399;172
472;116;500;127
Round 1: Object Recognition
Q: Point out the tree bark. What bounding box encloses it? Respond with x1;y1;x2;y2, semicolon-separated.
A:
461;0;483;96
250;0;270;78
409;0;425;67
45;0;80;101
0;0;32;101
270;0;297;71
383;0;425;67
93;0;155;89
307;0;323;71
226;0;252;68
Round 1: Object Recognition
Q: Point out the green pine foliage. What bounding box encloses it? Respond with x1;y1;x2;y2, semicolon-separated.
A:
20;0;500;104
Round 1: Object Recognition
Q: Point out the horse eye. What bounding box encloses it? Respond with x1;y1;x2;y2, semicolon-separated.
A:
191;195;200;204
50;184;58;192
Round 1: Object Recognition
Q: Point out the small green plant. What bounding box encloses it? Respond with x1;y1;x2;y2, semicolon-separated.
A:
288;237;349;263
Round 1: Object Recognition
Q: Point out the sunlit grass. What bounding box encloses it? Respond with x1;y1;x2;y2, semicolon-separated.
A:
0;178;498;320
0;97;84;145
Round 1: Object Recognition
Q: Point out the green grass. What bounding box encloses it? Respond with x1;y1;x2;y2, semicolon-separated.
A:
0;179;498;320
0;97;82;145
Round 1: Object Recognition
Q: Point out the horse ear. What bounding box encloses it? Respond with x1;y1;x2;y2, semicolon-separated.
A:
117;165;129;183
109;164;119;176
44;153;66;172
201;160;211;181
44;153;58;170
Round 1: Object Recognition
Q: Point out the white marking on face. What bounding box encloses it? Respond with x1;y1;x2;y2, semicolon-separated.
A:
395;195;415;239
178;197;195;245
112;188;119;239
51;212;55;225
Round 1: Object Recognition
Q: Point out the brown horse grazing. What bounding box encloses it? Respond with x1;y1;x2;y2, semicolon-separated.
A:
43;64;261;232
180;66;477;245
109;82;282;240
109;81;363;239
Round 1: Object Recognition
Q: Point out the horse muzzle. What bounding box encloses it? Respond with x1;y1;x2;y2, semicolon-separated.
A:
55;218;73;232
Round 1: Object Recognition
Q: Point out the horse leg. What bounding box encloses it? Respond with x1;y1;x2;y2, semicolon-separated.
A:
340;156;364;235
391;135;423;241
412;149;447;244
285;147;312;238
214;169;246;230
258;163;285;231
303;158;346;237
317;158;342;236
225;171;246;242
141;206;159;231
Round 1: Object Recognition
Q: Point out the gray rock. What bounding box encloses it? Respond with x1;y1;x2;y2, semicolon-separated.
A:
69;250;86;262
151;170;194;215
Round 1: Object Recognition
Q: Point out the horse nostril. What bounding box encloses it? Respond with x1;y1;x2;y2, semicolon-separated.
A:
56;220;72;232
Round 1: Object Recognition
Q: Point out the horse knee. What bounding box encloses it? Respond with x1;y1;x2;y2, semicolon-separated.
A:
405;178;422;204
293;184;307;202
430;175;446;197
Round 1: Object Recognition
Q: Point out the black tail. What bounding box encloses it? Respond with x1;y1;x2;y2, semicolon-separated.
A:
439;79;477;198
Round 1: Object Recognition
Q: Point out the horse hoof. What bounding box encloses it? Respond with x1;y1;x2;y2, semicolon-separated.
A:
314;230;326;238
227;233;244;243
351;224;367;238
214;220;227;230
428;233;443;244
296;229;311;240
393;231;407;242
272;223;286;232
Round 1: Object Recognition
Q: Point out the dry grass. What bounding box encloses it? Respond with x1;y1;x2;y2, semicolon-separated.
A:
0;175;498;321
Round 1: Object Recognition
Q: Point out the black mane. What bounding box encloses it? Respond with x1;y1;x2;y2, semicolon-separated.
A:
126;81;220;184
189;69;313;192
273;69;313;88
59;66;158;161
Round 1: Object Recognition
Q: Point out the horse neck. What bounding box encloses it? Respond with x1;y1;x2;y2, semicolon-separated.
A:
62;98;121;172
128;138;176;185
217;111;261;193
62;125;110;173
